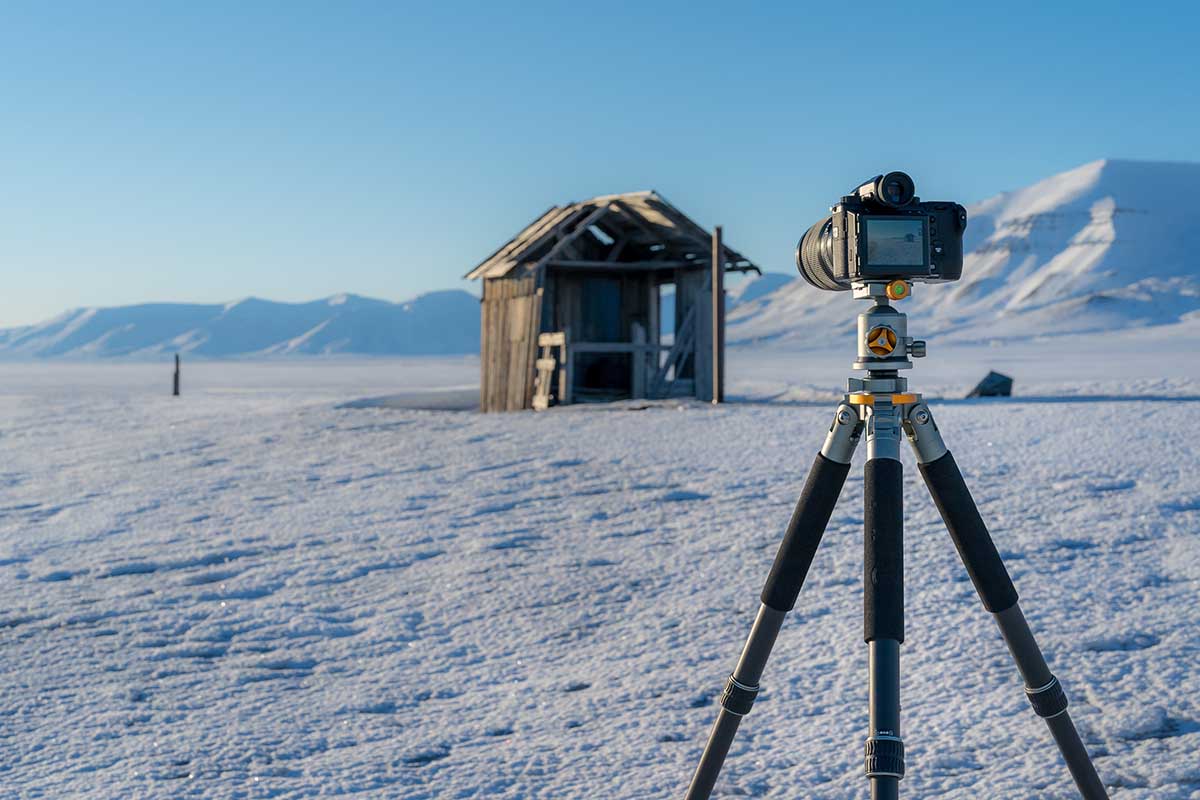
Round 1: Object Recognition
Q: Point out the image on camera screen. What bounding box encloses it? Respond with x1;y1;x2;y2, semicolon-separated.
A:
865;218;926;267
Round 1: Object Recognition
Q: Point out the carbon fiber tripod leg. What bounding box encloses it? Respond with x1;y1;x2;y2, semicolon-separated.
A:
904;403;1110;800
683;404;862;800
862;394;906;800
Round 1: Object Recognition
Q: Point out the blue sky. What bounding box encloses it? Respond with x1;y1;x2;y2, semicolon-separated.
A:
2;0;1197;326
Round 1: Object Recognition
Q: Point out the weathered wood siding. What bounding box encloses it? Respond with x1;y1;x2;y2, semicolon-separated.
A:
479;264;722;410
480;276;543;412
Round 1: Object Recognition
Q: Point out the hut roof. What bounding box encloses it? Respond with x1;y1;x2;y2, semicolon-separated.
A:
465;190;761;280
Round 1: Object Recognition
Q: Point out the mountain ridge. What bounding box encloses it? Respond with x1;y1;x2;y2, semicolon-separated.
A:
5;158;1196;359
727;158;1200;346
0;290;481;359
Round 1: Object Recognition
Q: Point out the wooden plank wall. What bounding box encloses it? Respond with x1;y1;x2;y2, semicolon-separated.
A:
480;275;542;412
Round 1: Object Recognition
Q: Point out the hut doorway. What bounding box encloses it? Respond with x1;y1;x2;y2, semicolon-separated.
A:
569;274;633;402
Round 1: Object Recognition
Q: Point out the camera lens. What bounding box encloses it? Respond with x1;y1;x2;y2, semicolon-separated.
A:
796;216;849;291
875;171;915;207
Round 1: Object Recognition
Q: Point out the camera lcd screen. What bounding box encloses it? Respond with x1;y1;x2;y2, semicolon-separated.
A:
864;218;927;268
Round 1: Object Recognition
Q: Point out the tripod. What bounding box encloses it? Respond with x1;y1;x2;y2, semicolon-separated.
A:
684;282;1109;800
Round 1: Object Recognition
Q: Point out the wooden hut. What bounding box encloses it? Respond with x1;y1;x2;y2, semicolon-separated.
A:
466;191;760;412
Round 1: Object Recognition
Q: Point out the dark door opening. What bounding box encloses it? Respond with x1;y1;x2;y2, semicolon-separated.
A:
573;352;632;402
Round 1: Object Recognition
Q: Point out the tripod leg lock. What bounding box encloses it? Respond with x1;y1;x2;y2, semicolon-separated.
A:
718;675;760;716
864;736;906;779
1025;676;1069;719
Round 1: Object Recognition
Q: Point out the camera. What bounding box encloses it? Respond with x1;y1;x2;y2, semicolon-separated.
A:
796;171;967;291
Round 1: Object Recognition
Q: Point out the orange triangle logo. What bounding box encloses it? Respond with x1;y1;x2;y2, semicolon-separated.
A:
867;327;897;356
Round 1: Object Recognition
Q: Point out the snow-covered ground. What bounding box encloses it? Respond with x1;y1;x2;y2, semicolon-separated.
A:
1;345;1197;798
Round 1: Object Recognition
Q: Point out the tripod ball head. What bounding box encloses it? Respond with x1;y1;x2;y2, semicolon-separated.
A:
850;282;926;373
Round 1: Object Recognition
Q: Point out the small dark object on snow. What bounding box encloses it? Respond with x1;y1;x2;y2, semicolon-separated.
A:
967;371;1013;398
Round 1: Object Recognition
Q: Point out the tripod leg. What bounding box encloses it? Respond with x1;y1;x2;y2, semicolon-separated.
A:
684;404;862;800
904;404;1109;800
864;397;906;800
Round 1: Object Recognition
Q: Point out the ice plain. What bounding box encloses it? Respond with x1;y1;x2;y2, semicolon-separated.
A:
0;339;1197;799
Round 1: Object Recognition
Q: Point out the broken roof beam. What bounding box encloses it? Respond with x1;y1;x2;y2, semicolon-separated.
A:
605;233;631;262
609;198;667;244
531;203;614;271
466;203;592;279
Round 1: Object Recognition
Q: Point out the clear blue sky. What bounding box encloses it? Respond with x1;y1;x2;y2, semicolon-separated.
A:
2;0;1197;326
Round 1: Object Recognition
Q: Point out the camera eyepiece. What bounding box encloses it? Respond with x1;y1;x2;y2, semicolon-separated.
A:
855;171;916;208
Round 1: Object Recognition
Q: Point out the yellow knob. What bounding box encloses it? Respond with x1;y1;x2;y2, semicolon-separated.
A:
885;280;910;301
866;326;897;356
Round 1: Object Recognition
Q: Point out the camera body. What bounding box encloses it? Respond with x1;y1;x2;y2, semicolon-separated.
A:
797;172;968;291
829;195;967;284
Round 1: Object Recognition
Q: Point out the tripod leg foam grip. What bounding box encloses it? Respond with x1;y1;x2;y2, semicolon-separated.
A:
760;454;851;612
919;452;1019;613
865;459;904;643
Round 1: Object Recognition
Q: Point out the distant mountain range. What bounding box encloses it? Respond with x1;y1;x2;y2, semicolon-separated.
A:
0;291;480;358
728;158;1200;346
5;159;1196;359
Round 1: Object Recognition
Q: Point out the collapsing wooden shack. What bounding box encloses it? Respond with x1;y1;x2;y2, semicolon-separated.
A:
466;191;760;412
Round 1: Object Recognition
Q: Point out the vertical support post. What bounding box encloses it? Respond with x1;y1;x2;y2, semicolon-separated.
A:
631;322;646;399
173;354;181;397
711;225;724;404
560;327;572;406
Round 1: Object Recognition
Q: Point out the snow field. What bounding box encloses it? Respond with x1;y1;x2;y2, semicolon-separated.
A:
0;364;1196;798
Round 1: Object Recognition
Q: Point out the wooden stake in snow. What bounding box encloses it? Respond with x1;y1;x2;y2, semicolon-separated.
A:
173;354;181;397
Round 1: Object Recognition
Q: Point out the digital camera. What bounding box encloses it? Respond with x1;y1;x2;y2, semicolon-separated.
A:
796;171;967;291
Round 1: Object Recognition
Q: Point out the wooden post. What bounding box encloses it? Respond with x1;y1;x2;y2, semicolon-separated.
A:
173;354;181;397
711;226;724;404
560;327;572;406
631;322;646;399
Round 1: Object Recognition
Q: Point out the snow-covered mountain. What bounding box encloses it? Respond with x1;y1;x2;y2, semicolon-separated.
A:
728;159;1200;346
727;271;796;305
657;271;797;338
0;291;480;359
7;159;1196;359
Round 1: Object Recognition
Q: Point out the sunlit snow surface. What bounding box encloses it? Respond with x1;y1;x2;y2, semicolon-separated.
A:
0;350;1197;799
